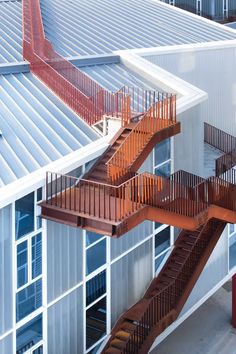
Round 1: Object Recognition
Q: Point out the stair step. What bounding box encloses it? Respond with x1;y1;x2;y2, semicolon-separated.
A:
172;255;185;264
106;347;122;354
110;338;127;350
175;249;189;258
179;242;193;251
121;321;136;333
116;330;131;341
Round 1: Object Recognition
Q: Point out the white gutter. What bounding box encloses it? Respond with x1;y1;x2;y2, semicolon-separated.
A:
0;136;110;209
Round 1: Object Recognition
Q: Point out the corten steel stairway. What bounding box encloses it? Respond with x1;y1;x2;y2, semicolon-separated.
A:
22;1;236;353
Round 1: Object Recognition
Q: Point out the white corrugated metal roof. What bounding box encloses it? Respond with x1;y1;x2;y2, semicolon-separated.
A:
80;62;161;91
40;0;236;57
0;72;98;187
0;0;22;63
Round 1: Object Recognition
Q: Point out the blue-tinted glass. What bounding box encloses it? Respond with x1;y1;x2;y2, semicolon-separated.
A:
155;252;167;272
16;314;42;354
154;139;170;166
15;193;34;240
17;241;28;288
86;240;106;275
33;345;43;354
87;342;102;354
155;161;171;178
37;217;42;230
37;188;42;202
86;270;106;306
155;222;163;230
229;224;235;235
86;231;103;247
86;297;106;349
16;279;42;322
32;234;42;279
155;227;170;257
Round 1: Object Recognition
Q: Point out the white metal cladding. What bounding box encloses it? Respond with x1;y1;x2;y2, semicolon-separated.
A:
110;239;153;327
0;205;13;336
47;221;84;303
0;0;22;63
145;46;236;136
47;285;84;354
0;72;98;188
0;334;13;354
80;63;162;92
181;226;228;315
40;0;236;57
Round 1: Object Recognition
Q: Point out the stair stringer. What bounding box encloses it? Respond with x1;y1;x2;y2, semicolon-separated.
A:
102;219;227;354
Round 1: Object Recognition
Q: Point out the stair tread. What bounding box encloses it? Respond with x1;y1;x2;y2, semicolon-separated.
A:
116;330;131;341
105;347;122;354
121;321;137;332
110;338;127;349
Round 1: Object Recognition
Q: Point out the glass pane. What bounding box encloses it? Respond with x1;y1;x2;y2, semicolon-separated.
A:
155;162;171;178
37;188;42;202
155;222;163;230
86;297;106;349
86;239;106;275
32;233;42;279
33;345;43;354
17;241;28;288
230;233;236;269
154;139;170;166
86;270;106;306
37;217;42;230
155;227;170;257
16;279;42;322
229;224;235;235
86;231;103;248
87;341;102;354
15;193;34;240
16;314;42;354
155;251;168;272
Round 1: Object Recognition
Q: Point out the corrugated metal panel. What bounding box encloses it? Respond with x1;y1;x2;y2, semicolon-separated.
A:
0;205;13;336
47;221;84;303
40;0;236;57
0;0;22;63
145;46;236;137
80;63;161;92
47;285;84;354
111;239;153;327
0;72;98;187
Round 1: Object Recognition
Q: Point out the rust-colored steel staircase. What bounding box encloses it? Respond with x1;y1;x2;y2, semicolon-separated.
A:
22;0;236;353
103;219;226;354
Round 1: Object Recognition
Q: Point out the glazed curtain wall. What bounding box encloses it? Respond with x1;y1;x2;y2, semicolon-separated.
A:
111;239;153;327
47;285;84;354
0;205;13;336
47;221;83;303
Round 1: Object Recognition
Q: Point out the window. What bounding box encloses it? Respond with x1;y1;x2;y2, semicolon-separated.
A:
155;227;170;257
86;298;106;350
86;231;103;248
86;270;106;306
15;193;35;240
32;234;42;279
154;227;171;272
16;315;42;354
17;233;42;290
154;139;170;166
16;279;42;322
17;241;28;288
86;239;106;275
155;162;171;178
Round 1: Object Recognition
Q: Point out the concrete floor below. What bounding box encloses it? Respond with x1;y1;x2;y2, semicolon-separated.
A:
151;282;236;354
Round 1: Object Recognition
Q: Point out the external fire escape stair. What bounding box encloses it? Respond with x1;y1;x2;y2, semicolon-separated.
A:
22;0;236;352
102;219;227;354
